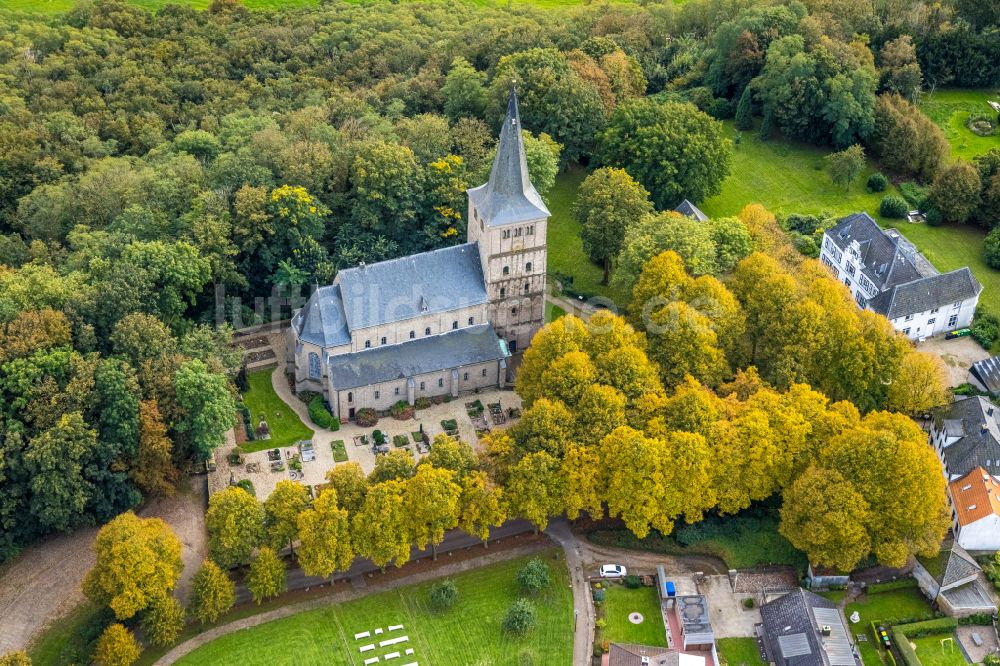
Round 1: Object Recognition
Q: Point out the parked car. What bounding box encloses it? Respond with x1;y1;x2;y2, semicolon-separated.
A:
600;564;627;578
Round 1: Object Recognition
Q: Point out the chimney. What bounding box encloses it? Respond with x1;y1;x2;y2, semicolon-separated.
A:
821;625;832;637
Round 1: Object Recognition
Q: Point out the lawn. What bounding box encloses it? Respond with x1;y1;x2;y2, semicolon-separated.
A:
28;602;111;666
330;439;348;462
718;637;766;666
919;88;1000;161
173;551;573;666
817;589;848;604
912;633;969;666
240;368;314;452
544;300;566;322
599;585;667;647
844;587;934;628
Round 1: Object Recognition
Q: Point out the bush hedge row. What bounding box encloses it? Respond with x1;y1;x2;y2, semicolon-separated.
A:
866;579;918;594
308;395;340;430
894;617;958;638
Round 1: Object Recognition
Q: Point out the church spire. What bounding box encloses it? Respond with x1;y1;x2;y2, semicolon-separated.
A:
466;86;550;227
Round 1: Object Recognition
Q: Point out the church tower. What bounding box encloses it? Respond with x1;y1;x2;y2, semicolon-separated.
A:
467;88;550;354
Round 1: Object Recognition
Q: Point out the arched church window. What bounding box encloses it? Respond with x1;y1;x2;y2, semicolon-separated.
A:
308;352;321;379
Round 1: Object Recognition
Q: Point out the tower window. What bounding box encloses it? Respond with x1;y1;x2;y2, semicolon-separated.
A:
511;307;518;316
503;266;510;276
525;262;532;272
468;316;474;325
420;381;425;390
409;330;415;339
514;227;522;237
527;225;534;235
395;387;400;395
482;369;487;377
524;283;530;294
381;336;387;345
452;321;458;330
425;327;431;336
347;392;353;403
500;287;506;298
365;340;371;349
463;372;469;381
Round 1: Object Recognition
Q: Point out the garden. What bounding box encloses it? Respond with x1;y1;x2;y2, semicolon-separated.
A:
718;637;766;666
238;369;314;453
918;89;1000;160
171;551;574;666
594;582;668;649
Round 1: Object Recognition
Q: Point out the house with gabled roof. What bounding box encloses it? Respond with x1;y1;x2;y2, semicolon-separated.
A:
759;589;860;666
605;644;708;666
819;213;981;341
288;90;548;420
928;396;1000;481
948;467;1000;552
912;539;996;616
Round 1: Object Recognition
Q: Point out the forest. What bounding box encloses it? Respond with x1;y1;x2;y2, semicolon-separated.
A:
0;0;999;569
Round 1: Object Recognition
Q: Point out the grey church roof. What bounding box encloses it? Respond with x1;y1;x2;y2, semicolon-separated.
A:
934;396;1000;477
760;589;858;666
326;323;506;390
866;267;982;320
467;88;550;227
674;199;709;222
826;213;931;292
336;243;488;331
293;284;351;347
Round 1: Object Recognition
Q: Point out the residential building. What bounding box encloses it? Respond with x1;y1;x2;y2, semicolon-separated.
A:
675;596;715;651
819;213;981;341
287;90;547;419
948;467;1000;552
606;644;707;666
929;396;1000;480
912;540;997;616
759;588;860;666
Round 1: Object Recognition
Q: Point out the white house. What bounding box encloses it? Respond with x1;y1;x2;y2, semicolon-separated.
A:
929;396;1000;481
948;467;1000;552
820;213;981;341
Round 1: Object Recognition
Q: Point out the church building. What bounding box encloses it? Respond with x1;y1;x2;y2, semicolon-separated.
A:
287;91;549;421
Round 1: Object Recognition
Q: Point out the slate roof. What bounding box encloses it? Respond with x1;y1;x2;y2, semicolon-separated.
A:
826;213;931;292
933;396;1000;478
866;267;982;320
930;540;982;589
970;356;1000;393
336;243;488;331
293;284;351;347
326;323;506;390
760;589;858;666
467;88;550;227
674;199;709;222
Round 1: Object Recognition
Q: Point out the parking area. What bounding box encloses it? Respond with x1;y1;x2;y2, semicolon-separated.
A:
921;335;990;387
699;575;765;639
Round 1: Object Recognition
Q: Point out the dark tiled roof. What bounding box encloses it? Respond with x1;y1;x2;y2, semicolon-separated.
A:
467;88;549;227
970;356;1000;393
336;243;488;331
293;284;351;347
326;323;506;390
941;542;982;588
826;213;928;291
866;268;982;320
674;199;708;222
608;644;678;666
934;396;1000;478
760;589;858;666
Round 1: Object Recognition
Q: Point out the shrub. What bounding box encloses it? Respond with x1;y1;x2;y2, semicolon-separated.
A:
894;616;958;638
972;309;1000;349
373;430;386;445
986;227;1000;269
899;182;929;209
235;479;256;497
868;173;888;192
925;207;944;226
503;598;537;635
742;597;755;609
959;613;994;626
624;574;642;589
393;434;409;448
891;626;920;666
880;195;908;218
429;579;458;611
518;649;537;666
791;233;819;258
517;558;551;594
308;396;339;430
593;587;606;602
441;418;458;432
354;408;377;427
866;579;918;593
708;98;733;120
390;400;414;420
414;397;431;410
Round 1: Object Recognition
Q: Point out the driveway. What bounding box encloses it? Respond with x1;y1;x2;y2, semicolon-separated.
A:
921;335;990;387
0;478;207;654
699;574;763;638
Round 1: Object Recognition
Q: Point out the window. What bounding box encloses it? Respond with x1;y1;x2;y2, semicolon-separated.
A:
409;330;415;339
425;327;431;336
511;307;517;316
904;314;914;322
525;262;532;272
482;368;487;377
931;307;939;314
514;227;522;237
503;266;510;276
468;316;474;326
347;391;353;403
903;328;911;336
500;287;506;298
523;283;530;294
527;225;534;235
365;340;371;349
438;378;443;387
928;318;936;325
844;278;851;287
381;336;387;345
463;372;469;381
420;381;425;390
953;301;963;310
949;314;959;327
452;321;458;330
374;390;380;399
503;229;510;239
308;352;321;379
394;387;400;396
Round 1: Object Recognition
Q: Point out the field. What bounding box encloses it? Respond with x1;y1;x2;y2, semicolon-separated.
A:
173;551;573;666
717;637;766;666
240;368;314;452
919;88;1000;160
599;585;667;647
911;633;969;666
844;586;934;628
0;0;641;12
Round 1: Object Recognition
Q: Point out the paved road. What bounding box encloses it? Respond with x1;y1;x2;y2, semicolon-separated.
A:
235;519;534;604
546;518;597;666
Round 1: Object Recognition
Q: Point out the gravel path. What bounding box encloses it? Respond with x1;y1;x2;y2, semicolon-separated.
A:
0;478;207;655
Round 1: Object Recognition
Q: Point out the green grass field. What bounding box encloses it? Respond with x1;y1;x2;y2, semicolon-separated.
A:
28;602;110;666
173;551;573;666
718;637;766;666
919;88;1000;160
240;368;313;452
844;587;934;628
599;585;667;647
912;633;969;666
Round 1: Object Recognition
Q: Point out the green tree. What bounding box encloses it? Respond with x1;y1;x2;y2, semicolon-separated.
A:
188;561;235;625
424;435;478;478
443;57;488;121
600;99;733;208
296;489;354;579
404;465;461;559
734;86;754;131
516;558;551;594
986;227;1000;269
173;358;236;460
0;652;31;666
872;94;948;182
458;471;506;546
247;546;287;604
825;145;867;190
574;167;653;284
614;213;718;292
324;462;368;516
929;162;982;224
505;451;564;533
429;579;459;611
368;448;416;484
263;479;310;554
23;413;94;533
131;400;178;498
878;36;922;100
205;486;265;569
141;594;185;647
84;511;183;620
350;141;423;253
503;598;537;635
352;480;411;569
93;624;140;666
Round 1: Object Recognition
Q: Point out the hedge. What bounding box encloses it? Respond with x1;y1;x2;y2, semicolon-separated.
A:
308;395;339;430
959;613;994;626
866;579;918;594
894;617;958;638
891;626;921;666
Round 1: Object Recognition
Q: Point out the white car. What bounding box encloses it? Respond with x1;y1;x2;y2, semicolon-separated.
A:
599;564;627;579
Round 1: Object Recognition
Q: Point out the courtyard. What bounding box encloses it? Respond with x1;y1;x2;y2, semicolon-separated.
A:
171;551;573;666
